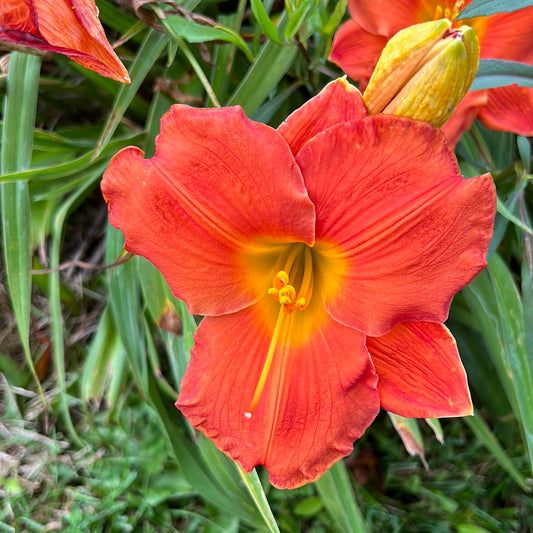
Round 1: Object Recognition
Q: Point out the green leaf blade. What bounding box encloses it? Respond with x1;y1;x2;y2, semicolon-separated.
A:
471;60;533;90
164;16;253;62
457;0;533;18
1;52;41;392
315;460;367;533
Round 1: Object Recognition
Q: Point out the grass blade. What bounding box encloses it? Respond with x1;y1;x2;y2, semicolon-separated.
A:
457;0;533;19
105;227;147;396
96;29;169;156
0;52;42;397
237;466;280;533
463;254;533;474
486;254;533;473
315;460;367;533
463;412;529;491
471;60;533;90
226;12;298;115
48;166;104;444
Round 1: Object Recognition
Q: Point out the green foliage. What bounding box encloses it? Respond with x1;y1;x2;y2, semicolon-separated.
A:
471;60;533;91
1;0;532;531
458;0;533;18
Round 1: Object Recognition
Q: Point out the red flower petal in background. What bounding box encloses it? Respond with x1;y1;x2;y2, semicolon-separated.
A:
103;80;496;489
478;85;533;138
329;0;533;140
441;91;489;146
442;86;533;144
0;0;130;82
328;20;387;91
367;321;473;418
478;10;533;64
347;0;420;37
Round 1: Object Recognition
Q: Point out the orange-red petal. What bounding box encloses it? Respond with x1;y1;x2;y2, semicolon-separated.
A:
102;105;315;316
442;90;488;146
296;115;496;337
328;19;387;89
478;85;533;137
478;8;533;64
347;0;420;37
277;78;367;156
0;0;130;82
367;321;473;417
176;300;380;489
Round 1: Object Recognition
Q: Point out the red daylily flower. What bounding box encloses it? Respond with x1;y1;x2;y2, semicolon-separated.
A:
329;0;533;143
0;0;130;82
101;79;496;489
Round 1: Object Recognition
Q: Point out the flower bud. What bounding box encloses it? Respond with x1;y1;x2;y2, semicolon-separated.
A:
363;19;479;127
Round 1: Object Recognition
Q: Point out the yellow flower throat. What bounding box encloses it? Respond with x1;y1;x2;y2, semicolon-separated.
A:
434;1;465;22
244;244;314;418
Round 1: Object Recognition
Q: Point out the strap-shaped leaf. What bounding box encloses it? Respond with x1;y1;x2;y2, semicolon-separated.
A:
457;0;533;18
164;16;253;62
471;59;533;90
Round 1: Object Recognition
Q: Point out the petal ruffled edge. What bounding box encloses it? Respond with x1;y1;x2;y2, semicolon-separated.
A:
102;105;315;316
296;115;496;336
277;78;367;156
177;299;380;489
367;321;473;417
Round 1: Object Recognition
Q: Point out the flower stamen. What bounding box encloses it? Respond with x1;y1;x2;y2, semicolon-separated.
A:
244;246;314;417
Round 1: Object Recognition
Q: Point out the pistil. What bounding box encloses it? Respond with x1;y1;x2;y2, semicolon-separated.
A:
244;245;314;417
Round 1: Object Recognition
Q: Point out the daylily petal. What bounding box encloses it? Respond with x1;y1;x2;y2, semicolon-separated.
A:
277;78;367;156
367;321;473;417
0;0;37;32
347;0;420;37
176;298;380;489
102;105;315;316
478;8;533;64
328;19;387;89
478;85;533;137
0;0;130;82
296;115;496;337
442;90;488;146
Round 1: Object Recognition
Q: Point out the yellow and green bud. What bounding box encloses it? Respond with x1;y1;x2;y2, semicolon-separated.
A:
363;19;479;127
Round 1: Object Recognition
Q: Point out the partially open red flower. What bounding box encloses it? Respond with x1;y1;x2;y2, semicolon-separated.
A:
0;0;130;82
329;0;533;142
101;79;496;489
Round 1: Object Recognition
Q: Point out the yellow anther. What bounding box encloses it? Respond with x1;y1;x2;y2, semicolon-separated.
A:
452;0;465;19
276;270;289;287
269;259;313;313
278;285;296;305
295;298;307;310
